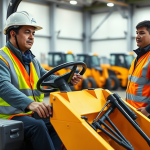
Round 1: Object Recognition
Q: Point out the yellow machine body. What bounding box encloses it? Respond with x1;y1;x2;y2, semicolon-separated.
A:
110;66;129;87
49;88;150;150
90;68;109;88
101;65;129;88
77;66;109;89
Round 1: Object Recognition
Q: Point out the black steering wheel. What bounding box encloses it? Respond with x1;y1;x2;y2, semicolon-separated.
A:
37;61;87;93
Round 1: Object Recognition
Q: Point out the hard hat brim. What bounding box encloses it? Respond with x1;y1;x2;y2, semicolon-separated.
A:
3;25;43;35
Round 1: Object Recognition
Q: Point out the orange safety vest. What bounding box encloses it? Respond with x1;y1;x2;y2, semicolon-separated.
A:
126;51;150;108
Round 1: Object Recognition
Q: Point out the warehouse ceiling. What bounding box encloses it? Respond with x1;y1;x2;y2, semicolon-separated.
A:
46;0;150;7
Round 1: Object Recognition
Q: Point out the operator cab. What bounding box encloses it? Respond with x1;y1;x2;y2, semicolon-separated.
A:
110;53;135;69
48;52;75;67
77;54;102;71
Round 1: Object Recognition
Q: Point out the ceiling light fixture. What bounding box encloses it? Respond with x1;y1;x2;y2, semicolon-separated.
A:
107;3;114;7
70;0;77;5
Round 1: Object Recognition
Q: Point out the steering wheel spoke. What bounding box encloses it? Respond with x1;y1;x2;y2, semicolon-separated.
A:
41;80;54;86
64;65;77;83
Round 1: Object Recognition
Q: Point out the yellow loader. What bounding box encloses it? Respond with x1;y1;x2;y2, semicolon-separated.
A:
77;53;120;90
37;61;150;150
101;52;135;89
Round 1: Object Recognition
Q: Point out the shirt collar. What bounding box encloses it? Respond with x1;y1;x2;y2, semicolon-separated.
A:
133;44;150;56
6;41;35;65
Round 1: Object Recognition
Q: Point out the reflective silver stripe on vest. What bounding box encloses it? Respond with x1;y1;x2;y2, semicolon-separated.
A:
141;56;150;77
20;89;41;96
32;58;41;78
0;106;23;115
33;89;41;97
128;75;131;81
0;50;42;97
0;50;19;89
126;93;150;104
130;76;150;85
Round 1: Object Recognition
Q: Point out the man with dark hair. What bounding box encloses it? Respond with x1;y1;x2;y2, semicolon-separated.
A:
0;11;82;150
126;20;150;117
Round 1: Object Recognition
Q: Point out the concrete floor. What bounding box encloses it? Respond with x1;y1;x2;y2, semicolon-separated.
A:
43;88;126;104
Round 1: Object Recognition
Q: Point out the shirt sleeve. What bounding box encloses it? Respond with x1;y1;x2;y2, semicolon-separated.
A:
0;59;33;112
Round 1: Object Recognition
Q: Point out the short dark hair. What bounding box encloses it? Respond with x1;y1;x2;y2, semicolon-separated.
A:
7;26;23;40
136;20;150;34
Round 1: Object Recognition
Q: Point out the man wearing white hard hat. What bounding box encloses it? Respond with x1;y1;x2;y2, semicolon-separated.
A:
0;11;82;150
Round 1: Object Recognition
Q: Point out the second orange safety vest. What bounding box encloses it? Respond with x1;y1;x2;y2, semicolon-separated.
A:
126;51;150;108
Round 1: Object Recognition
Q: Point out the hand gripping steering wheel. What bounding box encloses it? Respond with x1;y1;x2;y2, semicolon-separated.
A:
37;61;87;93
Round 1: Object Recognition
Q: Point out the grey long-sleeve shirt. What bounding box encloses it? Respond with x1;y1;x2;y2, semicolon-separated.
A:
0;41;57;113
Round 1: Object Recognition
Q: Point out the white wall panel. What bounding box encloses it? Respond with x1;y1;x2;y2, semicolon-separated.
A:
133;7;150;37
56;8;83;38
31;37;50;63
91;11;127;39
92;40;127;58
132;38;137;50
56;40;82;54
17;1;50;36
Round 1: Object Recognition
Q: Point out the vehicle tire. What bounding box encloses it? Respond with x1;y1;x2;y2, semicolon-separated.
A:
87;77;97;88
104;78;111;90
82;79;89;89
110;75;120;90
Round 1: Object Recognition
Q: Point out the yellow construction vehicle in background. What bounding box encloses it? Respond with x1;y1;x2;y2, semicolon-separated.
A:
110;52;135;88
41;51;97;91
77;53;120;90
101;52;135;89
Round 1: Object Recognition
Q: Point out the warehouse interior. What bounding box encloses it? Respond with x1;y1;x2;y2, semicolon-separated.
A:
1;1;150;150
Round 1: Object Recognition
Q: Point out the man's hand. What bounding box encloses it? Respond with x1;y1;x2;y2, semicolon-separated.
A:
137;107;150;117
27;102;52;118
71;73;83;85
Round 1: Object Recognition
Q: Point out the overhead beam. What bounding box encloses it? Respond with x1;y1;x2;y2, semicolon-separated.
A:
91;37;126;41
57;3;83;11
126;0;150;4
90;6;115;37
58;37;83;41
24;0;49;5
97;0;129;7
84;4;107;11
117;6;127;18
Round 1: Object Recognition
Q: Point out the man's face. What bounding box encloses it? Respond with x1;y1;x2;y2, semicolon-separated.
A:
16;26;35;53
136;26;150;48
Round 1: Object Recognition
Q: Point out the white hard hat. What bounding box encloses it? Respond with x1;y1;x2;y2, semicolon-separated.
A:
3;11;43;35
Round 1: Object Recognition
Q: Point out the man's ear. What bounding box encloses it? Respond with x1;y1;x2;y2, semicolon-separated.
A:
10;30;16;39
